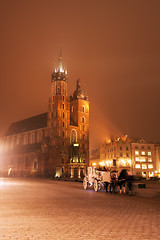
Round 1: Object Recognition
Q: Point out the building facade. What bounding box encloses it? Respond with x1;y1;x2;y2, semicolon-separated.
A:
0;54;89;179
90;136;158;178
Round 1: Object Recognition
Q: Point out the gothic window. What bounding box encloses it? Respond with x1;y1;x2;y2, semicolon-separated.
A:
25;156;29;168
82;105;85;112
82;117;85;123
63;121;65;128
63;95;65;101
39;132;42;142
71;106;74;112
32;134;35;144
24;134;28;145
63;112;65;118
63;104;65;109
71;129;77;144
62;131;65;138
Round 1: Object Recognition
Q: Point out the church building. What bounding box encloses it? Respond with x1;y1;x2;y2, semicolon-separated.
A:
0;54;89;179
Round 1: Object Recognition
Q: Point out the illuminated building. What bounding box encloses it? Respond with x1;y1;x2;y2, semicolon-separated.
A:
0;53;89;179
90;136;157;178
155;145;160;178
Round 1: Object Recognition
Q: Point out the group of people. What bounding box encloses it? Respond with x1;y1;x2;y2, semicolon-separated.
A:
102;168;134;196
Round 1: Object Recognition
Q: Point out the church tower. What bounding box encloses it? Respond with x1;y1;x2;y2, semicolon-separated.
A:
47;52;70;175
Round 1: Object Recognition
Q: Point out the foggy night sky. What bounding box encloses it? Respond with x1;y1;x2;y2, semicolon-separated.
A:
0;0;160;150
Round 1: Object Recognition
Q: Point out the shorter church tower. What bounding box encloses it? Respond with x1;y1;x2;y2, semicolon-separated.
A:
69;78;89;179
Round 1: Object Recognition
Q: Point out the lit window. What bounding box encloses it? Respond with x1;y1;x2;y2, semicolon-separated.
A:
148;158;152;162
148;152;151;156
148;165;153;169
135;157;139;161
135;151;139;155
141;151;145;155
140;158;146;162
135;164;140;169
149;172;154;177
142;164;147;169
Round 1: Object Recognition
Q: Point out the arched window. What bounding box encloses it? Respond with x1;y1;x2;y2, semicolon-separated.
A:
63;112;65;118
63;121;65;128
82;117;85;123
71;106;74;112
25;156;29;168
82;105;85;112
70;129;77;144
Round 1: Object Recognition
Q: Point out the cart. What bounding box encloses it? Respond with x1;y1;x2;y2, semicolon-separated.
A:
83;167;110;192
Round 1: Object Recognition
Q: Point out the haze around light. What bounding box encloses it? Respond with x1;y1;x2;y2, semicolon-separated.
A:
0;0;160;150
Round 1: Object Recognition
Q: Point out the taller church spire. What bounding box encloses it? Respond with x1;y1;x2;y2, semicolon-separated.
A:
51;52;68;96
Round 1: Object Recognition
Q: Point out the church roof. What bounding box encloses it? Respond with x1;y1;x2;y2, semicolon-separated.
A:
4;112;48;137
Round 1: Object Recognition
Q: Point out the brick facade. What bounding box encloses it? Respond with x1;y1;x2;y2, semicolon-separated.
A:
0;55;89;179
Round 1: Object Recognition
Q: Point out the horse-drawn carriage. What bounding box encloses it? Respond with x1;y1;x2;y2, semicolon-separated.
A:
83;167;111;192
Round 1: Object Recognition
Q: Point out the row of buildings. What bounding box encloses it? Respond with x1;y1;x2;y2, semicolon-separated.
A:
90;136;160;179
0;53;160;179
0;54;89;179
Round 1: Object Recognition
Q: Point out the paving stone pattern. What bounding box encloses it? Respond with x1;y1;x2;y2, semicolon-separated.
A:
0;178;160;240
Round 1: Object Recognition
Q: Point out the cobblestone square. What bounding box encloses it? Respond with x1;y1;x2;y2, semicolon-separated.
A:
0;178;160;240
